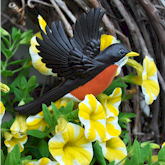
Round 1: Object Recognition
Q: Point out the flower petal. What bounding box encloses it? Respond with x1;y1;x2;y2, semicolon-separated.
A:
27;157;59;165
0;101;5;124
99;137;127;164
49;122;93;165
4;132;28;152
105;117;121;141
79;94;106;142
10;114;28;134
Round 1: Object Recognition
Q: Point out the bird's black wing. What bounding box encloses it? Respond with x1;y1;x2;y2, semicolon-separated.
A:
70;7;106;58
36;7;105;79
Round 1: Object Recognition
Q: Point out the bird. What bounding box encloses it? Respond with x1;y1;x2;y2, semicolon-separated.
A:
14;7;139;115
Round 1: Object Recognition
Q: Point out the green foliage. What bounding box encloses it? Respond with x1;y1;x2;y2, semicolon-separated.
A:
93;142;106;165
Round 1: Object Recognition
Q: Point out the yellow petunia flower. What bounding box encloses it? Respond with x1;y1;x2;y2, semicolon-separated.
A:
55;117;68;134
99;137;127;164
104;116;121;141
27;157;59;165
49;122;93;165
78;94;106;142
97;88;122;118
10;114;28;134
0;101;5;125
127;56;160;105
4;131;28;152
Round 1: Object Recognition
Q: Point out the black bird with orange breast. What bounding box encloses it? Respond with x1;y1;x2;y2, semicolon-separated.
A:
15;7;139;115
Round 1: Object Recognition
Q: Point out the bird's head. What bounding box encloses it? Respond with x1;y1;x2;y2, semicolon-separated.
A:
96;43;139;67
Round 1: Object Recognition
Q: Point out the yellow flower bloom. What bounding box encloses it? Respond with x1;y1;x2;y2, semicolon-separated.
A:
78;94;106;142
27;157;59;165
127;56;160;105
4;131;28;152
0;82;10;93
0;101;5;124
10;114;28;134
99;137;127;164
104;116;121;141
97;88;122;118
49;122;93;165
55;117;68;134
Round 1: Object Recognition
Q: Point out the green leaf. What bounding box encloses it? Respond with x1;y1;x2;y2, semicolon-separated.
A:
59;106;65;114
108;161;115;165
8;59;26;66
26;130;47;138
23;97;34;103
148;150;152;165
68;109;79;121
5;151;16;165
93;142;106;165
63;101;73;114
27;76;37;88
132;140;142;165
51;102;59;121
158;146;165;161
12;28;21;44
1;150;4;165
104;79;127;95
1;35;11;48
1;27;10;37
11;144;20;162
7;118;15;128
1;121;8;129
14;88;24;101
21;77;28;91
141;144;150;162
21;30;33;38
39;139;49;157
10;68;30;89
42;104;53;127
4;49;13;59
1;70;14;77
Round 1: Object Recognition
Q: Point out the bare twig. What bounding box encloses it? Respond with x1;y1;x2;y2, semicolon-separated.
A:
49;0;73;37
115;29;132;50
27;0;54;8
112;0;165;94
1;12;28;31
89;0;116;36
133;85;141;138
55;0;76;23
73;0;90;12
138;0;165;55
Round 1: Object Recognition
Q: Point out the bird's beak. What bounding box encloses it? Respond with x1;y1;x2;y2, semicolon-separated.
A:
126;51;139;57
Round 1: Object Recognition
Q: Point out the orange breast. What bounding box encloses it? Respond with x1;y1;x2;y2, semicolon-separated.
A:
70;65;118;100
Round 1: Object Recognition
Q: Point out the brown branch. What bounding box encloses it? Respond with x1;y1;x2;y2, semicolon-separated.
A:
112;0;165;94
1;12;28;32
49;0;73;37
138;0;165;55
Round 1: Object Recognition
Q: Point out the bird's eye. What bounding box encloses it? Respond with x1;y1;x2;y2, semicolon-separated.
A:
119;49;125;55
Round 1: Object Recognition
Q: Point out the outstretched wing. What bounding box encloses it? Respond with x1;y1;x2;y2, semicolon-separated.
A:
70;7;106;57
35;7;105;79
